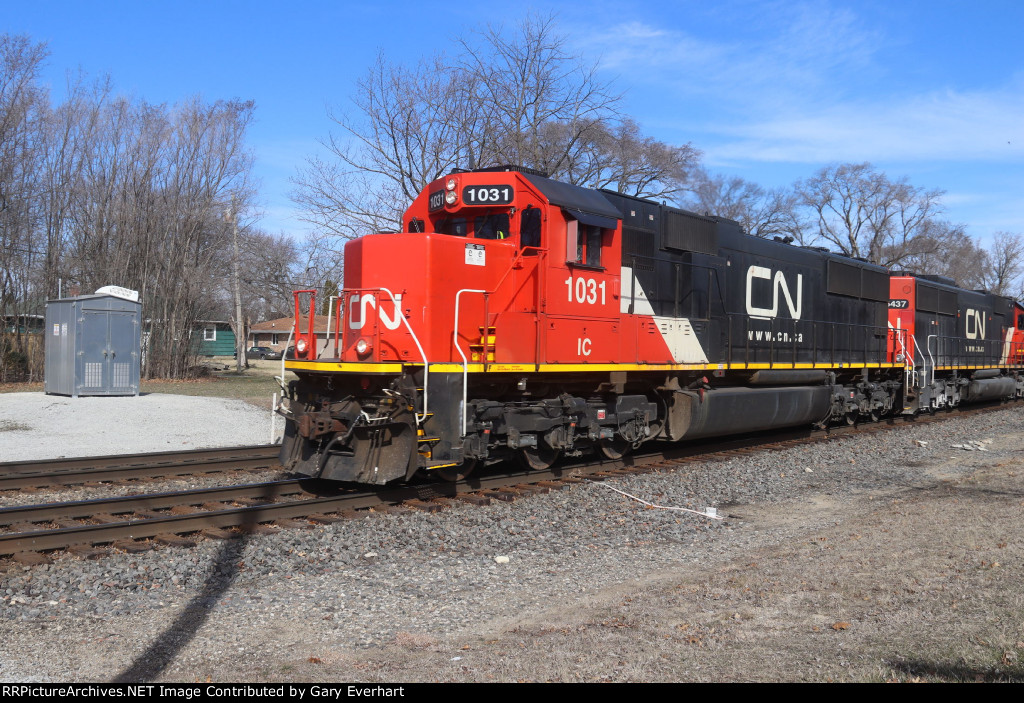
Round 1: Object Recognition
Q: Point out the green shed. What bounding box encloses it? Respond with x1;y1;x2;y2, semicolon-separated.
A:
194;320;236;356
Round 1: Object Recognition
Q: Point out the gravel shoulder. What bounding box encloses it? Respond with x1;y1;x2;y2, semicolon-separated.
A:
2;401;1023;682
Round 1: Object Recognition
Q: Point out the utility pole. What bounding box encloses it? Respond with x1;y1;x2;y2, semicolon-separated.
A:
229;197;245;373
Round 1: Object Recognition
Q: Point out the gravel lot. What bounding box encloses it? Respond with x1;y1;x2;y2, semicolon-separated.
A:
1;395;1023;682
0;392;277;461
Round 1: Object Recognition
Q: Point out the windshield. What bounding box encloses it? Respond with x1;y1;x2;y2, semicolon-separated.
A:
432;211;512;240
474;213;510;240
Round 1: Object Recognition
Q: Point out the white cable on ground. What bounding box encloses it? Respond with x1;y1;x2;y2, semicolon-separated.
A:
587;480;724;520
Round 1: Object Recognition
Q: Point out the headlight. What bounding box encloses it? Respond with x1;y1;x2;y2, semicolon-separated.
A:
446;178;457;191
296;338;308;354
445;190;458;205
355;338;372;356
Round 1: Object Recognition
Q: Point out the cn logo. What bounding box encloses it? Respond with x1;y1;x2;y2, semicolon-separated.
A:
965;308;986;339
745;266;802;320
348;293;402;331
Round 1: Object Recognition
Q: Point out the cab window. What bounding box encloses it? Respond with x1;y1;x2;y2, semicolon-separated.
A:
474;213;510;240
434;217;468;237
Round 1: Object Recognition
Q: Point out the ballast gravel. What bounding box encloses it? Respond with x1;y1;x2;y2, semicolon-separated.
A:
1;392;1023;682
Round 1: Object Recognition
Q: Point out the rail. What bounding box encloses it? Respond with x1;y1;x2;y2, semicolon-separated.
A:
724;314;892;368
926;333;1024;370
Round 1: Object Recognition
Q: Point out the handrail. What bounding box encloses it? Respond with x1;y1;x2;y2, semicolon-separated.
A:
891;324;916;390
908;333;929;386
340;286;430;424
377;286;429;424
454;289;489;436
926;335;938;385
490;245;544;297
726;313;891;368
448;247;545;436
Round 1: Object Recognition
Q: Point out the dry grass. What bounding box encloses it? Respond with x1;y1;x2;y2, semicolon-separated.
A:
0;357;295;409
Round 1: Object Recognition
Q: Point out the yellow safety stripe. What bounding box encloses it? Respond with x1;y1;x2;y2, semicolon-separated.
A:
286;361;404;373
288;360;905;374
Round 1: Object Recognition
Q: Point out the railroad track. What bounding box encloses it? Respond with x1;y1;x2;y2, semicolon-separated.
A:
0;445;282;491
0;428;834;560
1;400;1018;563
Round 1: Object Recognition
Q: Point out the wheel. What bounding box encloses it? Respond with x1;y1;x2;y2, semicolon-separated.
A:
433;459;477;482
844;410;857;426
598;436;632;460
517;445;559;471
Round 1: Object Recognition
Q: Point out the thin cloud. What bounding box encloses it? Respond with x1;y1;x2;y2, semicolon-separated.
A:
592;6;883;108
708;86;1024;164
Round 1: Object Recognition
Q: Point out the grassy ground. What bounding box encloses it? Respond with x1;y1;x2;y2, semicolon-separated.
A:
0;357;295;409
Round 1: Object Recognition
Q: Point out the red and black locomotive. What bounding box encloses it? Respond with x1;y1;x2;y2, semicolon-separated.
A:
279;166;1024;484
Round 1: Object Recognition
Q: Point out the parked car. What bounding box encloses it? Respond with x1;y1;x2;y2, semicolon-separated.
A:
245;346;283;360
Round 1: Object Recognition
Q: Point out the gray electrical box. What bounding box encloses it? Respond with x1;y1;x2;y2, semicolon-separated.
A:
44;287;142;397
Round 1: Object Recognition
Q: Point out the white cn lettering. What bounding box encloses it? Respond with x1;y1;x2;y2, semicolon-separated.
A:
347;293;403;331
745;266;802;320
965;308;986;339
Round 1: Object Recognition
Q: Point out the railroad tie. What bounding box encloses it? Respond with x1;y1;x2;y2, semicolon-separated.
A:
154;534;197;548
112;539;154;553
11;551;51;566
306;513;344;524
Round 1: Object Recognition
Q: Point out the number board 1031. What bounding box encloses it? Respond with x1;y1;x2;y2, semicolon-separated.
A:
463;185;514;205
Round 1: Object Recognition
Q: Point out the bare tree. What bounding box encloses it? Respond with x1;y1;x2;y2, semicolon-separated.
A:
0;33;275;381
292;52;472;238
234;229;301;320
293;14;698;240
890;220;983;286
561;118;700;201
685;168;803;239
454;14;621;176
0;35;48;379
982;231;1024;296
60;95;256;378
796;162;945;266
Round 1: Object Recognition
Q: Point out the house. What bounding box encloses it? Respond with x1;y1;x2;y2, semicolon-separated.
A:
250;314;334;356
2;313;45;335
194;320;236;357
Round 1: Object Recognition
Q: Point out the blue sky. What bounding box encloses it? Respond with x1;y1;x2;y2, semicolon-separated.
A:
6;0;1023;245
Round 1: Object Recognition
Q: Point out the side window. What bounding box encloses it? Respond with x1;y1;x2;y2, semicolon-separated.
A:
567;221;604;267
585;225;602;267
520;206;541;248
